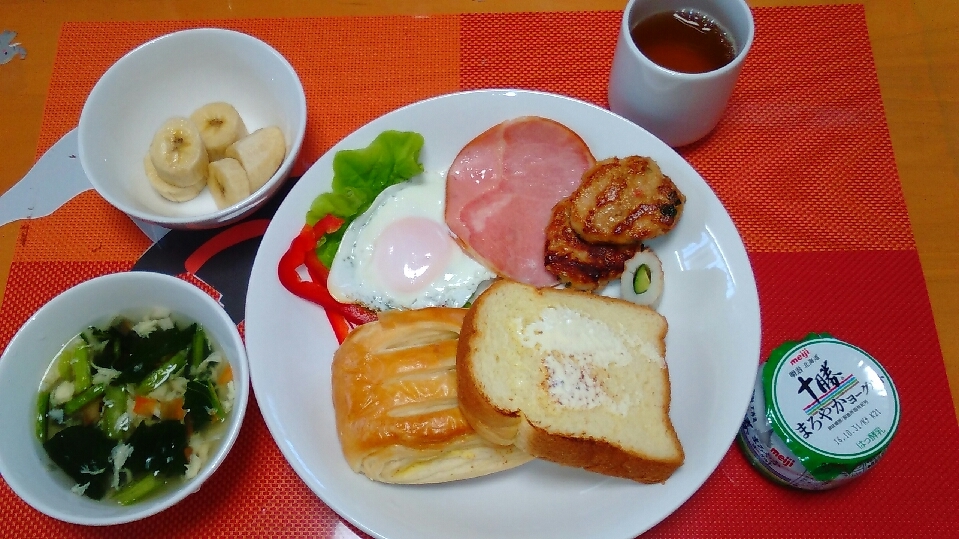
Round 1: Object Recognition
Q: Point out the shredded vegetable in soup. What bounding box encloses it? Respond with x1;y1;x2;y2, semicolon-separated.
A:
36;308;235;505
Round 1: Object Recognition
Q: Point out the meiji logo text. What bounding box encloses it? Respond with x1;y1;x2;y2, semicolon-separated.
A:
789;348;810;366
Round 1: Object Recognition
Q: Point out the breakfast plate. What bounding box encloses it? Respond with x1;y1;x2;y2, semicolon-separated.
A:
245;89;761;539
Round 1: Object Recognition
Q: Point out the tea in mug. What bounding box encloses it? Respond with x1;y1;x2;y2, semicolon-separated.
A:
630;9;736;74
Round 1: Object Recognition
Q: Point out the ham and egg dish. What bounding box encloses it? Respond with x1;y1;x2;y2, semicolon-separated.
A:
323;116;684;307
282;115;686;484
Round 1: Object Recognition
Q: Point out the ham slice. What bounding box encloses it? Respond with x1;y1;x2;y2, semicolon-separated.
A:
445;117;595;286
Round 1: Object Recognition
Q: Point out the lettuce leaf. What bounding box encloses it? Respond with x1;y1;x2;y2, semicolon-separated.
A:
305;130;425;267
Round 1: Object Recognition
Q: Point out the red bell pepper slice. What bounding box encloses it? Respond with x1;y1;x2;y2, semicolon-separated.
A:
277;216;377;342
314;213;345;236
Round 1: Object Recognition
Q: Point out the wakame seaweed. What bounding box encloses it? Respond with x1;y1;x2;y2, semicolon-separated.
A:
125;420;189;477
43;425;117;500
93;323;198;384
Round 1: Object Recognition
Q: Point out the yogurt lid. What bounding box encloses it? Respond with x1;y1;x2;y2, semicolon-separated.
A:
762;334;900;481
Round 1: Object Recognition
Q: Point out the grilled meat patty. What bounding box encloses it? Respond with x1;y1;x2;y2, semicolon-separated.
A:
568;156;685;245
544;198;639;291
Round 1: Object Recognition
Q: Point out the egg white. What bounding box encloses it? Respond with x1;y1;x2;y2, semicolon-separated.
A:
327;171;496;311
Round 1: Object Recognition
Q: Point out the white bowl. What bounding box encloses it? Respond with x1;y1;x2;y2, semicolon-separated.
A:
78;28;307;229
0;272;249;525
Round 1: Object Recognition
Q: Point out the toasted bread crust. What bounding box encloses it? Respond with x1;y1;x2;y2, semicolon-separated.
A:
456;291;522;446
456;280;684;484
515;402;684;484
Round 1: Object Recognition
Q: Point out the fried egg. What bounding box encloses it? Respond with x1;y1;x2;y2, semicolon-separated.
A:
327;171;495;311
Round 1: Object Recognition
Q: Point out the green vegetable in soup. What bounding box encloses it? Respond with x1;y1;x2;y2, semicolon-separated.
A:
36;312;235;505
101;385;129;441
190;326;211;371
71;345;92;393
62;383;106;415
184;379;225;430
305;130;425;267
135;349;188;395
114;473;165;506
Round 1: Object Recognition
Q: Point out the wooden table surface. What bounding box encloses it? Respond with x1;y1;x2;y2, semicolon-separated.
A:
1;0;957;426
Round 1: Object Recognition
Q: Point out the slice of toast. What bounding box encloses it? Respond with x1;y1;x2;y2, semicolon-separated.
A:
456;280;684;483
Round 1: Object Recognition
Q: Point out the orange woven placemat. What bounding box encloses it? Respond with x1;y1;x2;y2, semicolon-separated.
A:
1;6;956;538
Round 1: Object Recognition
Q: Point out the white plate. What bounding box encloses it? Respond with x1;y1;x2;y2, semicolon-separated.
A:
245;90;761;539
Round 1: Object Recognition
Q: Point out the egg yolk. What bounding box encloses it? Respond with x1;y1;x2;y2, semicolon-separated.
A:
371;216;455;294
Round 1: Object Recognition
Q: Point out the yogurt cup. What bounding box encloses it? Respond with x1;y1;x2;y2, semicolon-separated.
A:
738;334;900;490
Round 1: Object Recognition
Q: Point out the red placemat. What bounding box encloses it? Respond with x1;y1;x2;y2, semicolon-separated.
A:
2;5;957;537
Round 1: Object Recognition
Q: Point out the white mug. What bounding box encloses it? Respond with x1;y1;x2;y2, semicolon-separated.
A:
608;0;754;147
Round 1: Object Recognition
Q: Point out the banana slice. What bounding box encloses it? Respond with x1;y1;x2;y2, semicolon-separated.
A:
225;126;286;192
143;156;205;202
190;102;248;162
208;158;251;209
148;117;210;188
